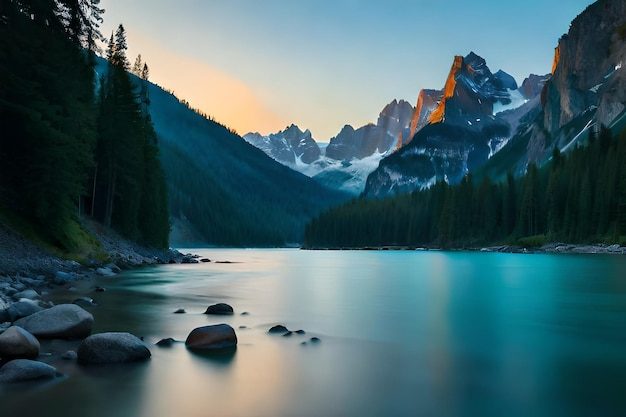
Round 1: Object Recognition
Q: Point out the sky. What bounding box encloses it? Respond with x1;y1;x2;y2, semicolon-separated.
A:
98;0;596;142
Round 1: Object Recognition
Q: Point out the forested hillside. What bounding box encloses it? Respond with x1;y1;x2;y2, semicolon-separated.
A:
144;82;351;246
304;126;626;249
0;1;169;251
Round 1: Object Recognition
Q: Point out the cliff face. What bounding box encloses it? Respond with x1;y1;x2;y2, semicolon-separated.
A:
326;123;396;160
426;52;520;128
377;99;415;147
544;0;626;137
428;56;464;124
409;89;443;142
326;99;414;161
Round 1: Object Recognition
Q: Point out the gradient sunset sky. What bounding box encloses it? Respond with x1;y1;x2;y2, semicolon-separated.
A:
99;0;595;141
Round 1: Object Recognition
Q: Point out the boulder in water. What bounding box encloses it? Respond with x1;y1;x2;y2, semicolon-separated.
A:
0;326;40;359
77;332;151;364
14;304;93;339
185;324;237;350
0;359;58;382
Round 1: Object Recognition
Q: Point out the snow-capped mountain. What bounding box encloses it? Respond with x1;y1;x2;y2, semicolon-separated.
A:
363;52;548;197
243;124;321;166
243;99;414;195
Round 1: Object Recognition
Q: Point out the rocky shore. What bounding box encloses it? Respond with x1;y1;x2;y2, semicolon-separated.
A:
306;242;626;254
0;220;197;319
0;219;219;383
479;242;626;255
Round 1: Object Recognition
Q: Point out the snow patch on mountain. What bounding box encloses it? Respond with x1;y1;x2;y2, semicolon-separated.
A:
493;89;527;115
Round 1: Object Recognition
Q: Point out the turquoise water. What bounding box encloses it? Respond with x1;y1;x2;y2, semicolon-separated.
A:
2;249;626;416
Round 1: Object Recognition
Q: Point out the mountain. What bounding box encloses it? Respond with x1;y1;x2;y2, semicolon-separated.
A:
243;124;321;166
543;0;626;143
244;99;414;194
478;0;626;180
363;52;545;197
139;76;350;247
305;0;626;249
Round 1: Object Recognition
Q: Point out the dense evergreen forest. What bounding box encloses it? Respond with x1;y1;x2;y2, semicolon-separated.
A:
304;126;626;249
0;0;169;250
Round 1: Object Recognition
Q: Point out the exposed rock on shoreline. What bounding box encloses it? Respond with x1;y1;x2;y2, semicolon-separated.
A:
479;243;626;255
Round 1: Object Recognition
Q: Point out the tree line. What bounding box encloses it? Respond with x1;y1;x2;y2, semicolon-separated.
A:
304;125;626;249
0;0;169;249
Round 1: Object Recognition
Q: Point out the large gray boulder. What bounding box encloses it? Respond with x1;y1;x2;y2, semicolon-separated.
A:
0;359;58;382
0;326;40;359
14;304;93;339
3;299;43;322
77;332;151;364
185;324;237;350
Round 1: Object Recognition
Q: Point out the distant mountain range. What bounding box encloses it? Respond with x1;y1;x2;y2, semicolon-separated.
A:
245;0;626;201
243;99;414;195
244;56;547;196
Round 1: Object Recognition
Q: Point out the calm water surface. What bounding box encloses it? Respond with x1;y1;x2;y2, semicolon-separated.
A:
2;249;626;417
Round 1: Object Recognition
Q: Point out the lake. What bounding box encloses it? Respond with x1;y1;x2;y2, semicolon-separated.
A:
2;249;626;417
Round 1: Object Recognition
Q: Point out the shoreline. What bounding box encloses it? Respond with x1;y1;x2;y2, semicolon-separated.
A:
301;242;626;255
0;220;196;317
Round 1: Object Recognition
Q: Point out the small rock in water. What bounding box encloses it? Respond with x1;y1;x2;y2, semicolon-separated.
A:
156;338;176;347
96;267;116;277
241;311;250;316
94;286;106;293
295;329;306;335
72;297;99;307
310;337;321;343
54;271;74;285
61;350;78;360
12;289;39;300
174;308;186;314
105;263;122;273
268;325;289;334
204;303;234;315
200;258;211;263
238;326;247;329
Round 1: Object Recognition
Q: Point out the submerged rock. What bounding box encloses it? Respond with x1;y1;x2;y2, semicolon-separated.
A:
77;332;151;364
0;359;58;382
185;324;237;350
14;304;94;339
204;303;234;315
61;350;77;360
173;308;186;314
0;326;40;359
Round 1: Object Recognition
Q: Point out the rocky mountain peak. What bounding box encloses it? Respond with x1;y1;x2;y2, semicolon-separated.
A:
543;0;626;136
